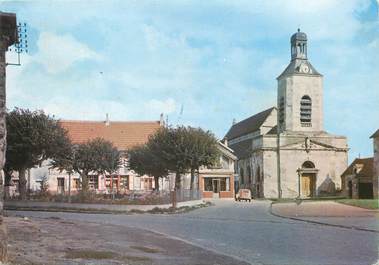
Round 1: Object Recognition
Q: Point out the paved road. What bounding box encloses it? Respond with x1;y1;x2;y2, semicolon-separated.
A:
7;200;379;265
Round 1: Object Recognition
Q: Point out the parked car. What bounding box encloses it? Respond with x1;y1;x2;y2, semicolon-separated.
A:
236;189;252;202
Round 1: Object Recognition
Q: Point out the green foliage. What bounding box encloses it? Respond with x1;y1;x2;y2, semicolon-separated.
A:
5;108;70;171
129;145;168;179
51;137;121;194
5;108;71;199
72;138;121;175
131;126;219;191
128;144;169;191
39;175;49;195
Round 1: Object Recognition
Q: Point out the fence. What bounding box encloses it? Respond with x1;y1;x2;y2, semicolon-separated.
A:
8;188;202;205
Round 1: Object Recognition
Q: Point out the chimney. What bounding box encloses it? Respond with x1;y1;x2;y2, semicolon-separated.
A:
159;113;164;126
105;113;110;126
232;118;236;125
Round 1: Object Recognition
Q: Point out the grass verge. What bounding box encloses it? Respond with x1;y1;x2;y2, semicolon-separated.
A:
270;196;347;204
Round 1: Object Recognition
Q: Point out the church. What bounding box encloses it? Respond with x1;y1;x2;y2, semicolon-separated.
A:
225;30;348;199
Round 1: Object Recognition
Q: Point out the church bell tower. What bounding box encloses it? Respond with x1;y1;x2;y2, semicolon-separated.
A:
277;29;323;133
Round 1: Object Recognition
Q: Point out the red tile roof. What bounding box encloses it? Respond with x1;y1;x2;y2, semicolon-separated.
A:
59;120;161;151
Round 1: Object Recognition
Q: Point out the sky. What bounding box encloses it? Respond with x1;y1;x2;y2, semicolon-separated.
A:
1;0;379;161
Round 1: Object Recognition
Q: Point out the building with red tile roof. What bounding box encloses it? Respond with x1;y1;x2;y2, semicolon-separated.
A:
59;119;162;151
19;116;165;196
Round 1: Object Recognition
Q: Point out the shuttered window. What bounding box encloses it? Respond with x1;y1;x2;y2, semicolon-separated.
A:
300;95;312;126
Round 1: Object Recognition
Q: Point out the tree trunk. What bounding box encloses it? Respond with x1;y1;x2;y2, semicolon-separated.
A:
154;176;159;191
175;172;181;191
190;168;195;191
18;168;27;201
68;172;71;203
80;174;89;201
172;172;181;208
190;168;195;199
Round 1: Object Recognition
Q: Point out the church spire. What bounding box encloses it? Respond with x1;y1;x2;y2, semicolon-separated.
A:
291;28;307;60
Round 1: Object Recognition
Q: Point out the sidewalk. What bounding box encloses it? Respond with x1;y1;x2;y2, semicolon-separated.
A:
4;200;204;213
271;201;379;232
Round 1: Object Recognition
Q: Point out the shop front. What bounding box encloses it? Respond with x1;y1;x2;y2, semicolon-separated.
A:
201;175;234;199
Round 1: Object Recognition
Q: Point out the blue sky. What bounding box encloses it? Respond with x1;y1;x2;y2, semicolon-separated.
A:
1;0;378;161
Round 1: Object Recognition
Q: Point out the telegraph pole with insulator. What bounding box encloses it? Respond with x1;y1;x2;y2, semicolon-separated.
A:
0;11;27;262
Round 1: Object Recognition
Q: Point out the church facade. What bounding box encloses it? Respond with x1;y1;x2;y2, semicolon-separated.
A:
225;30;348;199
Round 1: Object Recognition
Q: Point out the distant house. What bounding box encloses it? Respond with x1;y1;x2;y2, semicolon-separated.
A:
341;158;374;199
154;141;237;199
370;129;379;199
197;141;237;199
9;115;163;196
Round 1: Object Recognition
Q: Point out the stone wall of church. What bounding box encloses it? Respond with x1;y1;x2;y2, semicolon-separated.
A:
279;149;347;198
236;145;265;198
278;75;323;132
262;150;280;198
260;137;348;198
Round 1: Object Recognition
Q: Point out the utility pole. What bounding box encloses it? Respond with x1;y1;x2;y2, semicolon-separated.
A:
276;108;282;199
0;11;18;262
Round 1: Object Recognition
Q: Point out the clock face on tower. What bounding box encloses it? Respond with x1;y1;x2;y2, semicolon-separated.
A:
300;63;310;73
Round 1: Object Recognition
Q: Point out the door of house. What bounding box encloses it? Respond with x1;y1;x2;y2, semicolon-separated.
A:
301;174;314;198
212;179;220;198
348;181;353;198
358;183;373;199
57;178;65;194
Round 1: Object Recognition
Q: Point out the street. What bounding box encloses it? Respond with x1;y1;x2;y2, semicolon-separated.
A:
7;200;379;265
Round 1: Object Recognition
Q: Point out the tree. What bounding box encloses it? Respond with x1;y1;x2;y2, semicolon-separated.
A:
5;108;71;200
39;175;49;196
128;144;168;191
147;127;191;191
184;127;220;192
51;137;121;198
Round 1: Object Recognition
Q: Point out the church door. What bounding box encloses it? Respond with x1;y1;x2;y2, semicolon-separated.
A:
301;174;314;198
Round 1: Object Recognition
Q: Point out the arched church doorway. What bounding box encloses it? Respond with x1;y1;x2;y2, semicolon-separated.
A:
298;161;317;198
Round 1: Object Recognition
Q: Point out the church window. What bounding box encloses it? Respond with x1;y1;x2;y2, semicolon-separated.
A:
300;95;312;126
240;168;244;185
302;161;315;169
247;165;251;184
256;166;261;183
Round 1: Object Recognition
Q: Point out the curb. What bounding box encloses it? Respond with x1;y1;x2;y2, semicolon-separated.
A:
269;202;379;234
4;202;211;215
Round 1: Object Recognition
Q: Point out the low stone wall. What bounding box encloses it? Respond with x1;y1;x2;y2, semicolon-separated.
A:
4;200;204;213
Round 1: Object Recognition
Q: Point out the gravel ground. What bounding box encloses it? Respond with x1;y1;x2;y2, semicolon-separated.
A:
5;216;249;265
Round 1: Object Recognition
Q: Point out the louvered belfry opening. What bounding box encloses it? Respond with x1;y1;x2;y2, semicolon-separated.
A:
300;95;312;126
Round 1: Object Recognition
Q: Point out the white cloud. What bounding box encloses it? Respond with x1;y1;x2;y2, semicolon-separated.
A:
216;0;370;40
35;32;100;74
42;96;130;121
144;98;177;116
